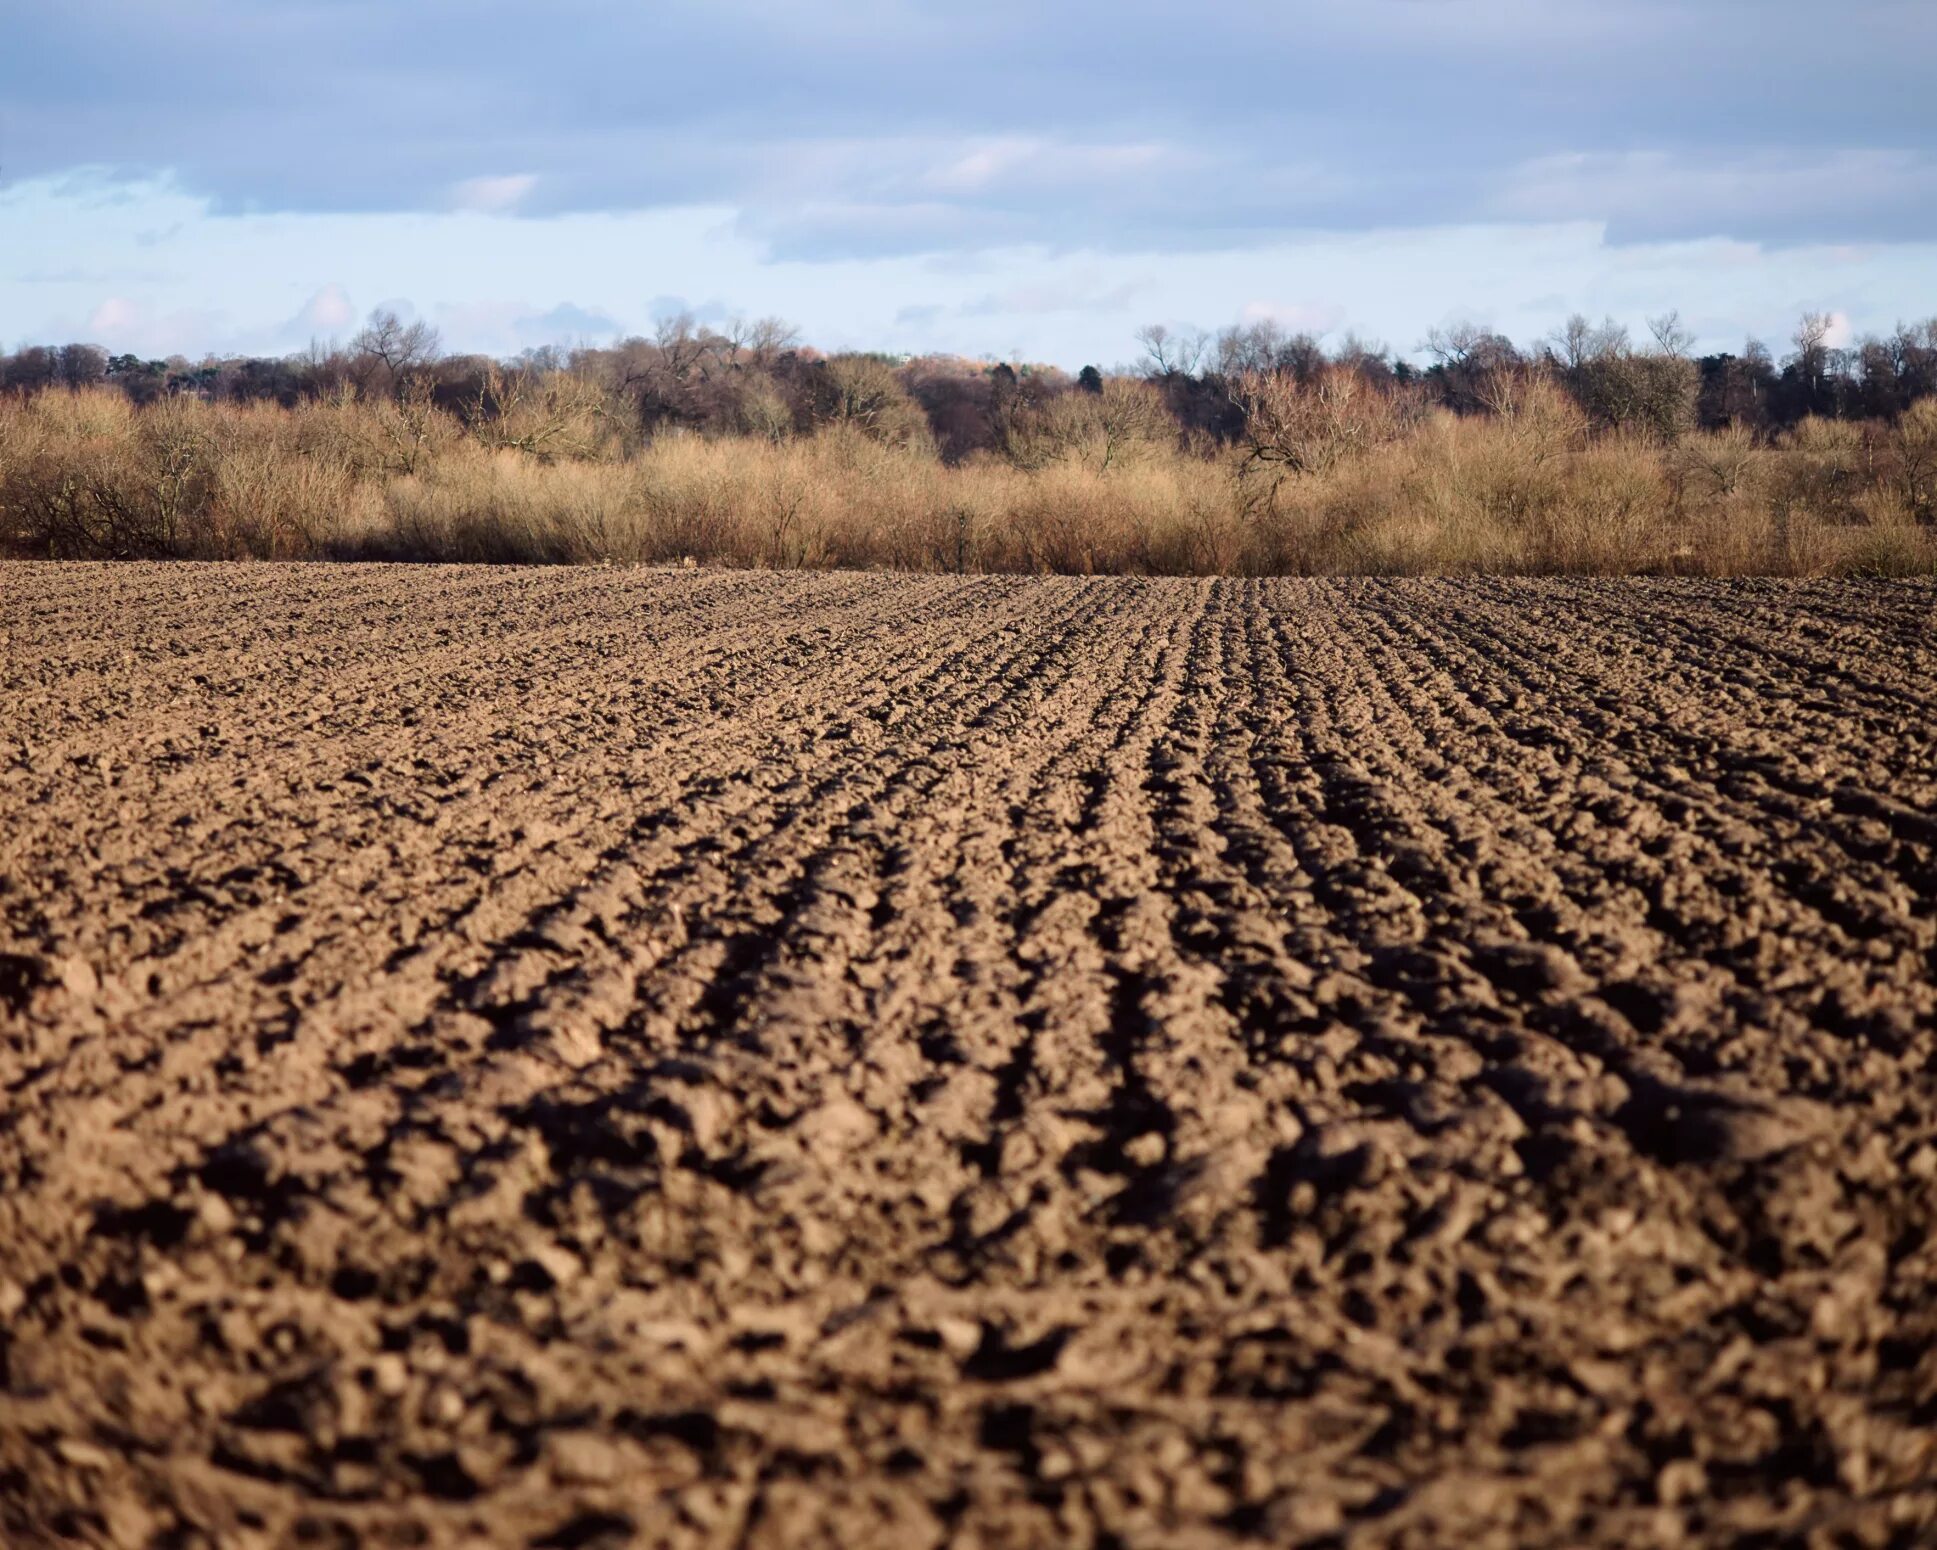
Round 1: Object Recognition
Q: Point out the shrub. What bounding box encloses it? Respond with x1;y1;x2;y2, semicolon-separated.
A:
999;379;1172;473
1231;366;1404;513
809;356;934;453
3;379;1935;576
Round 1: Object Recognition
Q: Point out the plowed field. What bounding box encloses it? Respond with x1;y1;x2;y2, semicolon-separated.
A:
3;564;1936;1550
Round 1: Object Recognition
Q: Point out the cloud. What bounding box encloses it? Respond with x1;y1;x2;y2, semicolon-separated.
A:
433;299;629;354
914;138;1174;198
15;264;176;286
518;301;624;343
961;275;1146;317
68;294;230;355
647;294;734;326
0;0;1929;259
86;296;142;335
290;283;356;337
449;174;538;214
1491;151;1937;245
1239;300;1349;335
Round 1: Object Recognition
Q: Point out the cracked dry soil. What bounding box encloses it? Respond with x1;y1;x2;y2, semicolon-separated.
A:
2;563;1936;1549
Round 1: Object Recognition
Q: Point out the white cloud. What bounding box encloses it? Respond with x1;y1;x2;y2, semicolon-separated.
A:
963;273;1146;316
1239;300;1348;335
86;296;142;334
918;138;1172;197
432;298;627;354
291;282;355;336
72;293;228;355
9;175;1937;369
448;174;538;214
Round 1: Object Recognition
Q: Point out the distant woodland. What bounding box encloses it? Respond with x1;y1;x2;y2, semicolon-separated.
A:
3;308;1934;574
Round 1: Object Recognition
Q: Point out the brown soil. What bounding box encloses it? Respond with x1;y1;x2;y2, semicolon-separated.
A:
3;563;1936;1550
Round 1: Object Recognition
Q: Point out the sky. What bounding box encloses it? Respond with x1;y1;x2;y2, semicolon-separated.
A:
3;0;1934;368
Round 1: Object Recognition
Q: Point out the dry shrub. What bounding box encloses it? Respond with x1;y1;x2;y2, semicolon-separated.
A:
288;389;462;480
1771;417;1867;525
0;390;212;556
1524;437;1678;573
1883;398;1937;521
1675;423;1769;501
1000;378;1173;473
1835;503;1937;576
989;461;1200;574
3;381;1935;575
209;440;371;558
809;357;934;454
1244;398;1675;575
633;431;874;568
1231;366;1407;514
382;448;644;564
465;368;619;462
727;372;798;444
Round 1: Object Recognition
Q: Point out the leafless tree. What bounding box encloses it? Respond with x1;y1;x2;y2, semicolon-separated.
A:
999;377;1170;473
1793;312;1835;390
1546;314;1627;373
1330;333;1394;384
466;364;612;461
56;343;109;390
729;316;801;367
1135;323;1208;378
1231;366;1401;512
1423;319;1521;373
351;309;442;378
811;355;932;449
1422;320;1522;413
652;312;714;382
1647;310;1695;358
1214;319;1325;381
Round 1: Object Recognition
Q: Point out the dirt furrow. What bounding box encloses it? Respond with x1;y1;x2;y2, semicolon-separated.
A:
0;579;1081;1260
3;565;1935;1550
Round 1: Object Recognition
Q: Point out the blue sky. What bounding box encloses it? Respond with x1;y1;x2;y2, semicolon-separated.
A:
4;0;1934;367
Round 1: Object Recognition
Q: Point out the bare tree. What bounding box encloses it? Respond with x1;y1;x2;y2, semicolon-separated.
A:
1647;310;1695;358
56;343;109;390
729;316;801;368
1546;314;1627;373
1215;320;1328;382
811;355;932;449
1135;323;1208;378
1422;320;1491;370
466;364;612;461
1793;312;1834;386
351;309;441;375
653;311;712;382
1421;320;1522;413
1230;366;1401;512
999;377;1170;473
1330;333;1394;384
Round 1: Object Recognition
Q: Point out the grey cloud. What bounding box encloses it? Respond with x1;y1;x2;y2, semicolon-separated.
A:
3;0;1932;253
427;298;631;356
961;277;1146;318
517;303;625;344
1490;150;1937;246
647;295;736;327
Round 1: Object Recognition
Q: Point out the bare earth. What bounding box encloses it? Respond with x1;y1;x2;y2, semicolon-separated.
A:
3;564;1936;1550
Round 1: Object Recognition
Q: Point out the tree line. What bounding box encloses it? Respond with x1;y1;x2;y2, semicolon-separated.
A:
4;306;1935;464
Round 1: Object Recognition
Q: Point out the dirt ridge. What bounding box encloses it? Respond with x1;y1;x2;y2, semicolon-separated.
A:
3;563;1935;1549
